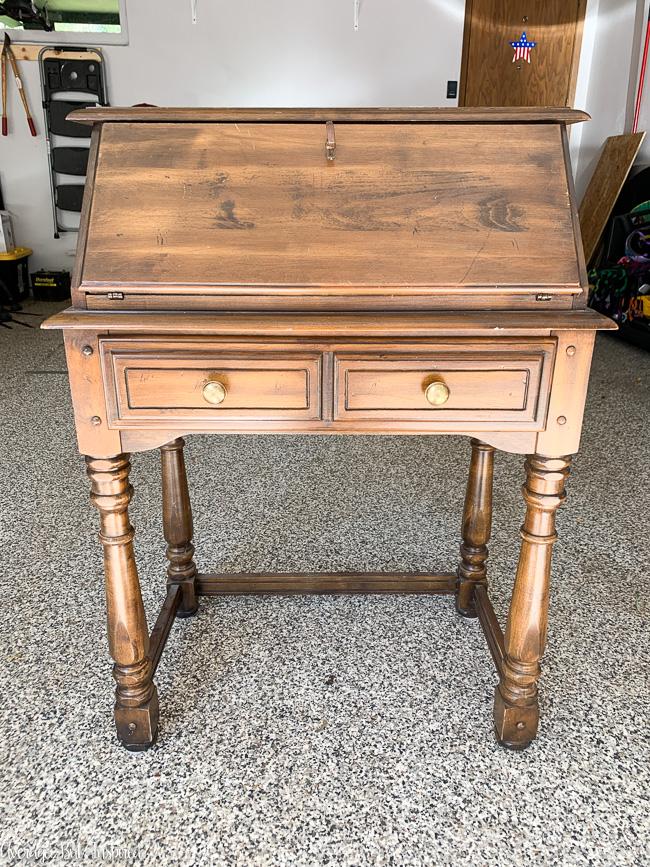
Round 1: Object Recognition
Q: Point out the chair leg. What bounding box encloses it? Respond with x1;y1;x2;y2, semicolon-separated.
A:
494;453;571;749
456;438;495;617
86;454;159;751
161;437;198;617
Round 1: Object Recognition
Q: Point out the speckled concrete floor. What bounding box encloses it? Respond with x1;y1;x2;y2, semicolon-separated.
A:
0;303;648;866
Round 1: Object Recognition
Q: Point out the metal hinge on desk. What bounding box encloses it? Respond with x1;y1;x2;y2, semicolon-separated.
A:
107;292;124;300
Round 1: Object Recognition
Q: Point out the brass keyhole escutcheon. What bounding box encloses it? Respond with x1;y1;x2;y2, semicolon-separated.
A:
202;379;227;405
425;381;450;406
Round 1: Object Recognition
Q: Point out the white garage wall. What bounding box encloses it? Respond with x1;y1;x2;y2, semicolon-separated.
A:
571;0;648;201
629;0;650;164
0;0;467;271
0;0;646;273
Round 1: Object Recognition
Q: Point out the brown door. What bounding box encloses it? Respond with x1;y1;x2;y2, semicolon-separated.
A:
460;0;586;107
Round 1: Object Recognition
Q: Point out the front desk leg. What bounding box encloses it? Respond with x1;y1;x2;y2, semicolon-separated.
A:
86;455;159;751
494;454;571;749
456;439;495;617
160;438;198;617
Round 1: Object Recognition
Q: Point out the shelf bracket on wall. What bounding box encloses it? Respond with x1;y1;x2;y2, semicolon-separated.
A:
191;0;198;25
354;0;360;31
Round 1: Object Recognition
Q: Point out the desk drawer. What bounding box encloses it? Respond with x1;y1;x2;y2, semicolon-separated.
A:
100;340;322;425
334;343;554;428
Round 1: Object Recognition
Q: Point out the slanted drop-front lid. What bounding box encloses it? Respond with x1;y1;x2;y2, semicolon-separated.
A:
75;108;587;309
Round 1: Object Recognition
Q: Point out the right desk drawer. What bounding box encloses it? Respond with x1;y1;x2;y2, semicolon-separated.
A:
333;341;555;429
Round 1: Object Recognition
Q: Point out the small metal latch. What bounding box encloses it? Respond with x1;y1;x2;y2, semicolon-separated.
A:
326;121;336;161
535;293;552;301
107;291;124;300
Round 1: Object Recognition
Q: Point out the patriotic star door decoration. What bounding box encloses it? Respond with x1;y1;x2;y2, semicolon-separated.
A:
510;31;537;63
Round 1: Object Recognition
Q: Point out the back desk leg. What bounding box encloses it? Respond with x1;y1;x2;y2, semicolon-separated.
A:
456;438;495;617
160;438;199;617
86;454;159;751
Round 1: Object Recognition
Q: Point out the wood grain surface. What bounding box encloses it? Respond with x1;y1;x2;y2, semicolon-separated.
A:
86;454;159;749
333;348;551;426
160;438;198;617
457;441;495;617
42;308;617;334
104;346;322;424
68;106;590;125
195;572;458;595
578;132;645;266
83;290;576;312
460;0;586;108
48;104;607;753
95;337;554;434
79;122;581;294
494;453;571;748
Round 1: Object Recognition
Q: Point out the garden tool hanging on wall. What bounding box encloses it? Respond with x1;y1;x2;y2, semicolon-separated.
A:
1;33;37;136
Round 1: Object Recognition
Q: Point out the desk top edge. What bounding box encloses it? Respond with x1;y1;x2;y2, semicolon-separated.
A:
42;309;616;334
68;106;591;125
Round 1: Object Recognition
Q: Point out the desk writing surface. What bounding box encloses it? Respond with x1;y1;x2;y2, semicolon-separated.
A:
80;120;581;296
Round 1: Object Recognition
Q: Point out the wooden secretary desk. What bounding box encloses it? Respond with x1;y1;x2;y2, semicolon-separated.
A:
44;106;614;751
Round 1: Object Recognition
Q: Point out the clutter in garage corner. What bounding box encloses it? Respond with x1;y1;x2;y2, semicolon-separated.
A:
588;170;650;351
0;180;69;327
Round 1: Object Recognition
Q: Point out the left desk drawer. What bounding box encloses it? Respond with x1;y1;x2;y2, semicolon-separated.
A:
100;340;322;426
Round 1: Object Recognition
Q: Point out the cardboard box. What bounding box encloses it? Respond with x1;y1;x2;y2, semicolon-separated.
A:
0;211;16;254
641;295;650;320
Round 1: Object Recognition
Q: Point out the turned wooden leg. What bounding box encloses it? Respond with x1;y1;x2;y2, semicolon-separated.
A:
161;437;198;617
456;438;495;617
494;453;571;749
86;454;159;751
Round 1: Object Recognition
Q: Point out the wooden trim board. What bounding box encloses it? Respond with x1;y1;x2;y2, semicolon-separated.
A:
196;572;457;595
67;106;590;125
41;309;617;335
579;132;646;266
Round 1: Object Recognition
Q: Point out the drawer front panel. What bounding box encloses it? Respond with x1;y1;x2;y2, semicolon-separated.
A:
125;367;311;410
101;340;321;425
334;344;554;428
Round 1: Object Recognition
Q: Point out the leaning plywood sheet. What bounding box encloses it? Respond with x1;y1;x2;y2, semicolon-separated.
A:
579;132;645;266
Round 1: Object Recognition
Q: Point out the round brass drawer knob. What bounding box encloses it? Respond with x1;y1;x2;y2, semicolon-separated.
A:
202;380;227;405
425;381;450;406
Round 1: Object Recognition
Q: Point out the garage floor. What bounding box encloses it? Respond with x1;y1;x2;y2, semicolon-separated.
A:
0;303;648;866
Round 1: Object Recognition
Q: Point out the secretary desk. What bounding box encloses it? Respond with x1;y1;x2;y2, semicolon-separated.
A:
43;106;615;751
